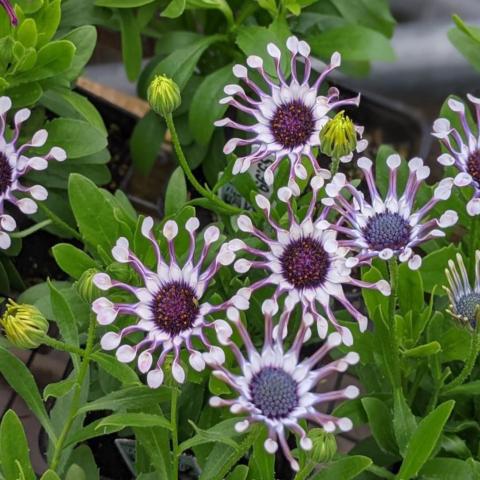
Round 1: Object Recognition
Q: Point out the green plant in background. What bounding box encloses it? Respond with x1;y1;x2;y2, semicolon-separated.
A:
70;0;395;178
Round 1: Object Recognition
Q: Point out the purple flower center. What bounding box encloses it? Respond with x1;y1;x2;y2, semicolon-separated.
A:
151;281;199;337
455;292;480;326
467;150;480;185
0;153;13;196
280;237;330;289
363;212;411;252
270;100;315;150
250;367;298;419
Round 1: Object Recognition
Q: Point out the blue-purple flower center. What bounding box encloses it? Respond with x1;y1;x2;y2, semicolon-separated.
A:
467;150;480;185
280;237;330;289
270;100;315;150
363;212;411;251
455;292;480;326
152;281;199;337
0;153;13;196
250;367;298;419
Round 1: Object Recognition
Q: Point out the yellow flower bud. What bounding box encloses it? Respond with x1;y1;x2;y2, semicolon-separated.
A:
147;75;181;117
309;428;337;463
76;268;101;303
320;111;357;158
0;300;48;349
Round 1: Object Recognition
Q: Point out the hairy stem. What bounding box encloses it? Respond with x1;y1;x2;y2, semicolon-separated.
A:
42;336;86;357
11;219;52;238
165;113;243;216
330;156;341;177
50;315;96;472
170;386;180;480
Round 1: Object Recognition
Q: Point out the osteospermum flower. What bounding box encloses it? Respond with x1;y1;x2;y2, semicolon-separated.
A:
444;251;480;328
0;96;66;249
325;155;458;270
1;0;17;25
433;96;480;216
229;176;390;345
92;216;246;387
209;301;360;472
214;36;362;194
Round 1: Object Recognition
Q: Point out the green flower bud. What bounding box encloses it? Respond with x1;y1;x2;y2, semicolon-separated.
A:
0;299;48;349
309;428;337;463
320;111;357;158
147;75;181;117
76;268;102;303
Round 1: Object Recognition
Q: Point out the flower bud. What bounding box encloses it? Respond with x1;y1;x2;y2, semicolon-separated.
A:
147;75;181;117
76;268;102;303
320;111;357;159
309;428;337;463
0;300;48;349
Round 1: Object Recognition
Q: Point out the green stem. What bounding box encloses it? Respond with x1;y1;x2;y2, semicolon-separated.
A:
443;329;479;392
470;216;479;273
42;336;86;357
330;156;340;177
165;113;243;216
388;258;398;324
170;386;179;480
50;315;96;473
10;219;52;238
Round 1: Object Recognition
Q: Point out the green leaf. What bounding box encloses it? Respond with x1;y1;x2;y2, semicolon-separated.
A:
48;280;80;348
140;35;223;96
449;17;480;72
52;244;98;279
162;0;186;18
0;346;56;441
420;457;476;480
189;64;235;145
421;245;458;294
397;400;455;479
398;262;424;315
66;446;99;480
68;174;120;256
442;380;480;396
236;21;291;77
330;0;395;38
97;413;172;430
40;471;61;480
226;465;249;480
164;167;187;216
35;0;61;47
17;19;38;48
179;418;241;453
95;0;155;6
43;378;76;400
26;40;76;81
361;397;397;455
77;385;171;415
65;465;86;480
41;118;107;159
0;410;35;480
130;110;166;175
200;425;262;480
308;25;395;62
60;25;97;81
64;419;124;449
393;388;417;456
118;9;142;81
42;88;106;135
403;341;441;358
310;455;372;479
91;352;139;385
361;266;388;319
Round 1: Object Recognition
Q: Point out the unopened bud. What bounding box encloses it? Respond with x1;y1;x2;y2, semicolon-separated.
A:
309;428;337;463
320;111;357;158
76;268;102;303
147;75;181;117
0;300;48;349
